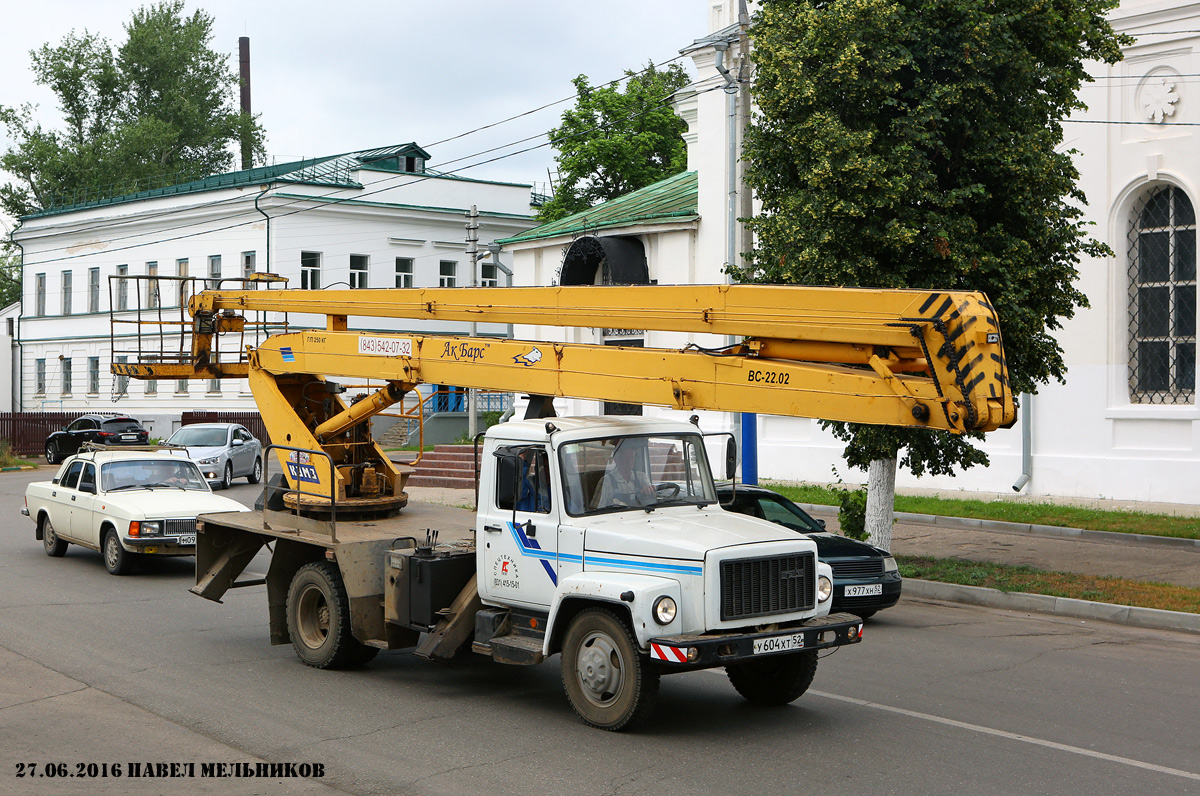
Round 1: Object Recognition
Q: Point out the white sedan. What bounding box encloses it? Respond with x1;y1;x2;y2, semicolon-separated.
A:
22;450;249;575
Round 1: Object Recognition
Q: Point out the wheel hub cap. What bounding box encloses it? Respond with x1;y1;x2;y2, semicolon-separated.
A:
576;632;623;706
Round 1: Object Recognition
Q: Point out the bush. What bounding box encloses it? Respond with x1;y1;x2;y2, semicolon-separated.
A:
837;487;869;542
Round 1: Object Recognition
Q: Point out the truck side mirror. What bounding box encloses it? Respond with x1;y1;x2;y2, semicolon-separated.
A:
725;437;737;481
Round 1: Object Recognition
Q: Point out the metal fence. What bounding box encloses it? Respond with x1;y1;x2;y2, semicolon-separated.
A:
0;412;82;457
181;411;271;445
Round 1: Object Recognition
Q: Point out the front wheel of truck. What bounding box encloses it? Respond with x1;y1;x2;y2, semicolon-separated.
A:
286;562;377;669
726;649;818;706
561;607;659;731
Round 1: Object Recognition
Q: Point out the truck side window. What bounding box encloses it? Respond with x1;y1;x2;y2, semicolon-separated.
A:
61;461;83;489
78;463;97;494
496;447;551;514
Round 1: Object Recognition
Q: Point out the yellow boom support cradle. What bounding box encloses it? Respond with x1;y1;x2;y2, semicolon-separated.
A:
111;283;1015;511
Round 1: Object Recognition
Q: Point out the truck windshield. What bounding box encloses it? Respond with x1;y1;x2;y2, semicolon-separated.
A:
559;434;716;516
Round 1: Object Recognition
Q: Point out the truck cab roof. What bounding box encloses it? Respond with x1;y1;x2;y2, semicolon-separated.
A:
487;416;703;446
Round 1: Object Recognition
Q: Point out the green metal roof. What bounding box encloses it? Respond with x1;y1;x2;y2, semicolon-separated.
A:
22;142;436;220
497;171;698;245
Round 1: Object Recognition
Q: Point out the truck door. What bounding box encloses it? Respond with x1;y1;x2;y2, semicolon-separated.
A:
479;445;561;609
70;462;100;545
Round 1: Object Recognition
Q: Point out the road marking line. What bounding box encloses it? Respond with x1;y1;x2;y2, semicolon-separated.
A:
809;689;1200;782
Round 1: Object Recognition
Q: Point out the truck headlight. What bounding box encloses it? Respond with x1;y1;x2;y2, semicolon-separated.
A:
817;575;833;603
652;596;677;625
883;556;898;573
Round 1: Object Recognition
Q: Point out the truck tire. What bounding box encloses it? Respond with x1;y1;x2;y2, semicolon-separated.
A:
561;607;659;731
41;516;68;557
103;529;135;576
286;562;375;669
726;649;818;706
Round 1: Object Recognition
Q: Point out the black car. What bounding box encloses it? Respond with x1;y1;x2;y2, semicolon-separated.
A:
45;414;149;464
717;484;901;619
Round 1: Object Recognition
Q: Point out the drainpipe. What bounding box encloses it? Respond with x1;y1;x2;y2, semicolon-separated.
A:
1011;393;1032;492
715;38;757;484
254;185;271;273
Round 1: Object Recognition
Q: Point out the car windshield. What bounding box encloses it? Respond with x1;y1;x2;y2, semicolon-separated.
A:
559;434;716;516
101;459;209;491
167;427;228;447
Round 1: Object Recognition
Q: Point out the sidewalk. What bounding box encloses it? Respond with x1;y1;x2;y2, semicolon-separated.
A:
406;486;1200;634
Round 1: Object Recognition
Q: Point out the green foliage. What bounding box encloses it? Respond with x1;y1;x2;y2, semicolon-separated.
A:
538;63;690;223
836;487;869;541
0;246;20;308
0;1;265;217
740;0;1128;475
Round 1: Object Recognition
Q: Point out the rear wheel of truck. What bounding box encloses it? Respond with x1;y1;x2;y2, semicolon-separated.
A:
561;607;659;731
726;649;818;705
286;562;377;669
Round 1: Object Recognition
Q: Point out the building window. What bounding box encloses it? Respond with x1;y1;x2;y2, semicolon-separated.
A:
88;267;100;313
146;378;157;395
243;251;256;278
439;260;457;287
61;271;72;315
115;355;128;396
61;358;72;395
208;377;221;394
350;254;369;289
1129;185;1197;403
301;251;321;290
88;357;100;394
208;255;222;288
395;257;414;288
116;265;129;311
35;359;45;394
481;262;498;287
176;378;189;394
146;261;159;309
35;273;46;316
177;258;189;306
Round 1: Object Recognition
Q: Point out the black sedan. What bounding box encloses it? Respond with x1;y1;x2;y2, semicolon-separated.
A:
717;484;901;619
45;414;149;464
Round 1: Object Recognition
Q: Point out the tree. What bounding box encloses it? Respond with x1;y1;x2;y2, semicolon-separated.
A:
0;246;20;308
738;0;1126;549
0;1;264;218
538;63;690;222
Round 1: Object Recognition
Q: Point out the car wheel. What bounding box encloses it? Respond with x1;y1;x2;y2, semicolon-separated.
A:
286;562;376;668
561;607;659;731
726;649;818;706
41;516;68;557
45;442;58;465
247;457;262;485
103;529;134;576
222;461;234;490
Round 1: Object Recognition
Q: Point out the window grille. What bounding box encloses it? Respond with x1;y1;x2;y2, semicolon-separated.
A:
1128;185;1196;403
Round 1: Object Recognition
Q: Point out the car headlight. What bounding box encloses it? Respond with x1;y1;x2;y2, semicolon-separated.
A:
817;575;833;603
129;520;161;537
197;457;218;465
883;556;898;573
652;595;677;625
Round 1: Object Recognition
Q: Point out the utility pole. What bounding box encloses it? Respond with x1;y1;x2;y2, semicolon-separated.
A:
466;205;479;439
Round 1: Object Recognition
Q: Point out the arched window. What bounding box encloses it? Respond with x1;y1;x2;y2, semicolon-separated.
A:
1128;185;1196;403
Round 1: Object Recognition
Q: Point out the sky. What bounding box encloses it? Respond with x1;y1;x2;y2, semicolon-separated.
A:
0;0;709;226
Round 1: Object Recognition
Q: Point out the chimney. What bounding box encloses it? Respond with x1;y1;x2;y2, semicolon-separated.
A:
239;37;252;170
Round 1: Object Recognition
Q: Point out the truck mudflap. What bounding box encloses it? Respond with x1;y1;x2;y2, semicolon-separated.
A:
646;611;864;668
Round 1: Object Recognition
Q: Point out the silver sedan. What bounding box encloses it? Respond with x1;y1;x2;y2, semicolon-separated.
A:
165;423;263;489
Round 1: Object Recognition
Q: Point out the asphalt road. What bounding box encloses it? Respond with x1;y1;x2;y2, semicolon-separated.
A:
2;468;1198;796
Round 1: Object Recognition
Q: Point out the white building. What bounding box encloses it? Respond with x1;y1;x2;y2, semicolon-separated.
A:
501;1;1200;505
11;143;533;438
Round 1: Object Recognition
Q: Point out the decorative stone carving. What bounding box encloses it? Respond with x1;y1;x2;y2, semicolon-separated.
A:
1140;75;1179;124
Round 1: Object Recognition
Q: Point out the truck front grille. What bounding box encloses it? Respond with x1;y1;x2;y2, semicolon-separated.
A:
163;518;198;537
720;552;815;621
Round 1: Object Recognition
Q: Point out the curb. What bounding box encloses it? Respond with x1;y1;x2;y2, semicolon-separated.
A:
798;503;1200;551
904;578;1200;635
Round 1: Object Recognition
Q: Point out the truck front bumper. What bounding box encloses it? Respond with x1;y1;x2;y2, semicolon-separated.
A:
647;612;863;668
